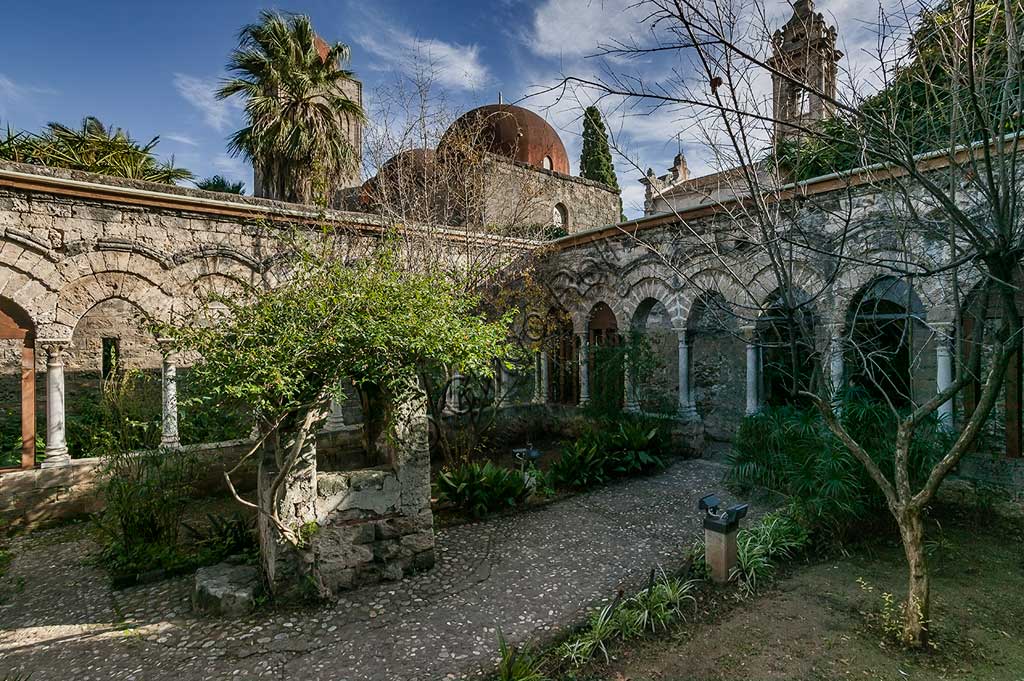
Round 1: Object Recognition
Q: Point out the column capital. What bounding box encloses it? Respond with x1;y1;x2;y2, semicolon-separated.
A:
38;339;70;362
739;325;757;343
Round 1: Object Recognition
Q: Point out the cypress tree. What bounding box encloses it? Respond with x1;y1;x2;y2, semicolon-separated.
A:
579;106;620;191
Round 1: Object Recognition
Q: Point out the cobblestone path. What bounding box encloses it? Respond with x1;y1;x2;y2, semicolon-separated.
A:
0;460;759;681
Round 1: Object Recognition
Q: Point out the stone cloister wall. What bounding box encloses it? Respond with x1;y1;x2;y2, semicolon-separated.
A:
540;177;958;445
0;159;538;572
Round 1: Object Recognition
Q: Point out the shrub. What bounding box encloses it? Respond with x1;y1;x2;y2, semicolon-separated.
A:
549;439;610;489
495;629;548;681
183;512;259;565
93;445;199;580
434;461;531;517
67;368;162;459
731;509;810;596
550;415;668;490
557;569;698;668
726;397;948;539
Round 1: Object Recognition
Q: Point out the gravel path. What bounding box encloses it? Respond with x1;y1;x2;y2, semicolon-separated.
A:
0;460;760;681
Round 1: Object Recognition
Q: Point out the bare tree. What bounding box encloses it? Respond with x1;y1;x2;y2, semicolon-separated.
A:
541;0;1023;646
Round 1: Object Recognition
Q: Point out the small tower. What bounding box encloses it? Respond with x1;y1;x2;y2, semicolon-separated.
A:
767;0;842;141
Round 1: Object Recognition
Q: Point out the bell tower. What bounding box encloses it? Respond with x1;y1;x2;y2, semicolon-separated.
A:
767;0;842;141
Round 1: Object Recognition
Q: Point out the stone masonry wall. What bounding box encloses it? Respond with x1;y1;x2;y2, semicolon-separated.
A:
483;159;621;234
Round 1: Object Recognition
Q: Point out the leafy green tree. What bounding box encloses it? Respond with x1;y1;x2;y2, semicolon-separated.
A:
161;240;511;595
580;106;623;219
218;11;364;204
195;174;246;194
580;106;620;190
0;116;192;184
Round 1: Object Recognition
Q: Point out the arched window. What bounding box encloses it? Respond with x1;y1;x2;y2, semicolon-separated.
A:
552;203;568;231
542;156;553;170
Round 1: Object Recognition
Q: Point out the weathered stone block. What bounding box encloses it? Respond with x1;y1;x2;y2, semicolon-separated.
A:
374;508;433;540
192;562;261;616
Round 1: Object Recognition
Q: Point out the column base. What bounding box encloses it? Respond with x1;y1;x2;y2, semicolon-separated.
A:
677;404;699;421
160;437;182;450
578;397;590;407
624;401;641;414
40;449;71;468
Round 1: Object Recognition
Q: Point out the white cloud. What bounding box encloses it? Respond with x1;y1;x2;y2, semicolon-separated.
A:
173;73;236;132
212;153;248;178
528;0;650;59
0;73;55;118
356;29;490;92
166;133;198;147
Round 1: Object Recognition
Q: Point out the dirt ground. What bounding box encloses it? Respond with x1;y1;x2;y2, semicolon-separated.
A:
590;508;1024;681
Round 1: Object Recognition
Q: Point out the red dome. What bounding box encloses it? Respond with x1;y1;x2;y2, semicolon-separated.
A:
442;104;570;174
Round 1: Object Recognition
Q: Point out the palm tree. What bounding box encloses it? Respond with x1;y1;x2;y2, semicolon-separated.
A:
195;175;246;194
0;116;192;184
218;11;364;205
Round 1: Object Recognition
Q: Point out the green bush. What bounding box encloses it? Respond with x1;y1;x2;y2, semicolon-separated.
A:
183;512;259;565
549;439;610;489
93;445;199;580
434;461;531;518
726;397;948;539
550;416;667;489
731;510;810;595
67;369;162;459
496;629;548;681
557;569;698;667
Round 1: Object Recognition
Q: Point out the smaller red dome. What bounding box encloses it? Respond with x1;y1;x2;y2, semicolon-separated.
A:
441;104;570;174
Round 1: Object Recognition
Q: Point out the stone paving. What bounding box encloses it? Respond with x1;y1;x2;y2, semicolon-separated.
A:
0;460;760;681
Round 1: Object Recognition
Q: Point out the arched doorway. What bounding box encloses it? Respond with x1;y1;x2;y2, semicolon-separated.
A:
757;288;819;407
544;313;578;405
962;276;1024;457
847;277;926;408
630;297;679;414
67;297;162;456
688;292;744;440
0;298;36;469
587;302;621;410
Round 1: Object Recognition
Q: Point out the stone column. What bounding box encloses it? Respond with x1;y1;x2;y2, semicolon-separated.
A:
323;396;347;431
578;334;590;406
158;338;180;449
445;370;463;415
828;326;845;402
540;350;550;404
624;352;640;413
936;326;954;429
677;333;698;419
40;340;70;468
743;327;760;416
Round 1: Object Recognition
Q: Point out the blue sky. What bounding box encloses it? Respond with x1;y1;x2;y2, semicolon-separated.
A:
2;0;885;217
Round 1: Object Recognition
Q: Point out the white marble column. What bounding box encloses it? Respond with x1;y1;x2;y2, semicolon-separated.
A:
40;340;70;468
158;339;180;449
677;333;698;419
624;352;640;413
445;370;464;414
578;334;590;406
828;327;845;402
744;328;761;416
540;351;550;403
323;396;347;431
936;327;954;429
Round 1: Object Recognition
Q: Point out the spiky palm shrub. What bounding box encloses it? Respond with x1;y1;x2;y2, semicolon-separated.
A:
0;116;192;183
727;395;950;540
218;10;364;204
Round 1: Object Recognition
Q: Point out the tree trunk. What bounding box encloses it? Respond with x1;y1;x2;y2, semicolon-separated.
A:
897;507;930;647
